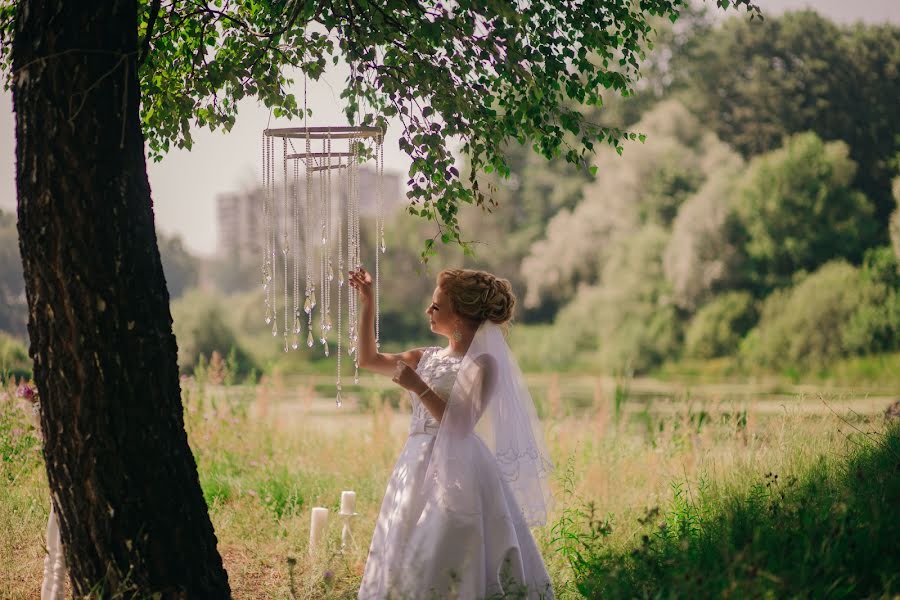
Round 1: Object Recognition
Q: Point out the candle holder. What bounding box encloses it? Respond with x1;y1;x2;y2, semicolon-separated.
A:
339;510;358;552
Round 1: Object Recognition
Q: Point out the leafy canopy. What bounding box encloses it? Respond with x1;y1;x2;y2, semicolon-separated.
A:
0;0;760;257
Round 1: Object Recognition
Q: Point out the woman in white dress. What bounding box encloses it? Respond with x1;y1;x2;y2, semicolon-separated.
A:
350;267;554;600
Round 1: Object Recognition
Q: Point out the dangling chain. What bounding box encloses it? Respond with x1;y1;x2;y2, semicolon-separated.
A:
282;137;290;352
292;157;300;349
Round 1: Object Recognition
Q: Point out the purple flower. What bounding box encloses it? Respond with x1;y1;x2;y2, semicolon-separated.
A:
16;384;36;402
323;570;334;584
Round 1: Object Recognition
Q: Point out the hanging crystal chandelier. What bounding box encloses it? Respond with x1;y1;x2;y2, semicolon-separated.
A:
260;122;385;407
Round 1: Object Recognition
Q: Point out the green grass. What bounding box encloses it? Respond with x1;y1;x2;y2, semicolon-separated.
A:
2;369;896;599
552;422;900;598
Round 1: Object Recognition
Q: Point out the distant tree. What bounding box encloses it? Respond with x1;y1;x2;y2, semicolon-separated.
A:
0;210;26;337
732;132;877;293
521;100;734;309
664;164;745;312
891;177;900;267
554;224;679;373
679;11;900;228
157;233;199;299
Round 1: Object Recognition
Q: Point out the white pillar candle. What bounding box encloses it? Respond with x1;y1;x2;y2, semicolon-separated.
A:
340;490;356;515
309;507;329;556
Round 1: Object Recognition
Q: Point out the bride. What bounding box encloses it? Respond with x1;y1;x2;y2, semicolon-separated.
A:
350;267;554;599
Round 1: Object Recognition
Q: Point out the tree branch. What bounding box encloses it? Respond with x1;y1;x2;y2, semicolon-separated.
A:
138;0;162;68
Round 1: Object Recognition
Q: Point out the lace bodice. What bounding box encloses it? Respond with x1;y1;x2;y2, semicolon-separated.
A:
409;346;464;436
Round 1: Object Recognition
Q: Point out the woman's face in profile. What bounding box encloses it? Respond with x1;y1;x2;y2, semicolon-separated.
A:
426;286;455;338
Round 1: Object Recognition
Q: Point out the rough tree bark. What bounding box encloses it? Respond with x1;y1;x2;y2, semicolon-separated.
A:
12;1;230;596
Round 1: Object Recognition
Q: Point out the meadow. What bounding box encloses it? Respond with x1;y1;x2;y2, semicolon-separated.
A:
1;369;897;599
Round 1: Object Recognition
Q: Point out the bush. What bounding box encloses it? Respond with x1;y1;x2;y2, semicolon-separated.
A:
0;333;30;380
171;290;257;378
684;292;757;359
741;263;857;370
843;247;900;355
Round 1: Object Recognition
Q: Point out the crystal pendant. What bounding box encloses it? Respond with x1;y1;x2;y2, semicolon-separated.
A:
310;291;317;310
349;344;356;355
293;321;301;335
335;389;342;408
325;314;333;331
291;335;299;350
271;321;277;336
381;240;386;253
320;336;326;345
324;341;330;357
283;337;289;353
265;307;272;325
307;330;314;347
328;265;334;282
303;296;312;314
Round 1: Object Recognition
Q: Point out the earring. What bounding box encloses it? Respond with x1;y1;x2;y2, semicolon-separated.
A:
452;323;463;342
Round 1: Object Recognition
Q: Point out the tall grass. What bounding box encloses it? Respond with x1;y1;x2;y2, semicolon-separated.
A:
551;419;900;598
1;368;895;598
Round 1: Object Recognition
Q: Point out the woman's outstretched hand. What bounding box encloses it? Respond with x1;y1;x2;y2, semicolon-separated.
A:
393;361;426;394
347;267;374;304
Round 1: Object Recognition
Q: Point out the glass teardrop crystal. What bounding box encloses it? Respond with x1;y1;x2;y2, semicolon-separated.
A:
307;330;314;347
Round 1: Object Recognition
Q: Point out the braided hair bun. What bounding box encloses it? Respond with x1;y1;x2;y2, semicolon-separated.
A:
437;269;516;327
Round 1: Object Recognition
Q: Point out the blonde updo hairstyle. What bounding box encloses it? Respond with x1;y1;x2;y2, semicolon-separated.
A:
437;269;516;332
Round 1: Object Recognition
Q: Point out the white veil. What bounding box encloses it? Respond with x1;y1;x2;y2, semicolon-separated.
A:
422;320;554;526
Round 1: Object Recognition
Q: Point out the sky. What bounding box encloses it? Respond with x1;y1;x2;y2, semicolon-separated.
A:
0;0;897;256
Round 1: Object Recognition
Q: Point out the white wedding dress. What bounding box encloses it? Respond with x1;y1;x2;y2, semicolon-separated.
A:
358;346;554;600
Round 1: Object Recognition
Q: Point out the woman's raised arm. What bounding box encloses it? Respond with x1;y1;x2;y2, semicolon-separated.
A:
348;267;426;377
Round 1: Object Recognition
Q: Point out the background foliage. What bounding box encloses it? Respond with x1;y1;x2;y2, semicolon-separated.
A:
0;8;896;380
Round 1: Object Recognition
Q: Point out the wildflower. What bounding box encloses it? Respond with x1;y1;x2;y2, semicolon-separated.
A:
16;384;37;402
323;570;334;584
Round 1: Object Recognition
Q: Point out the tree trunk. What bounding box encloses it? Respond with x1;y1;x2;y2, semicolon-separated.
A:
12;1;230;596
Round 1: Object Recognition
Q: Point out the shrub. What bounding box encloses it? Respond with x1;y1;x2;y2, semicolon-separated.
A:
843;247;900;355
684;292;757;359
741;261;872;370
0;333;30;380
171;290;257;378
